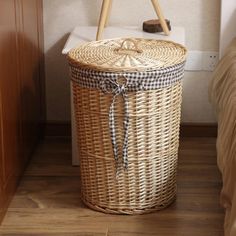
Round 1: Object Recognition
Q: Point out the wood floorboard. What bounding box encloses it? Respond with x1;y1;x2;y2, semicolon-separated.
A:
0;137;224;236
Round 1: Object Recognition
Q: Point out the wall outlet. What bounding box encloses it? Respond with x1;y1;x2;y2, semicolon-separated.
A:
202;52;219;71
185;51;219;72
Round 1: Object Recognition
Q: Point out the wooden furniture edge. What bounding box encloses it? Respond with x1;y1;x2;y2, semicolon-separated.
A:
44;122;218;138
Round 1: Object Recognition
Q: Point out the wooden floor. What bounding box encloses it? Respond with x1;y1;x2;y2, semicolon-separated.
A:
0;137;224;236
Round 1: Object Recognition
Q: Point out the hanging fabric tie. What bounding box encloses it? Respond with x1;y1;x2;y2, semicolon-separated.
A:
101;77;129;170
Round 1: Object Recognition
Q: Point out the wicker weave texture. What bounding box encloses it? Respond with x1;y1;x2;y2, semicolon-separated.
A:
68;38;187;72
72;81;182;214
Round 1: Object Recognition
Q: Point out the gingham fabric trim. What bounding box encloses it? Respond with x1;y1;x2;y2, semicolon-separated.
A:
69;62;185;92
69;62;186;172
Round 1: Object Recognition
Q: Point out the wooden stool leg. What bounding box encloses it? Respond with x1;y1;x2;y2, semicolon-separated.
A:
151;0;170;36
105;0;112;27
96;0;111;41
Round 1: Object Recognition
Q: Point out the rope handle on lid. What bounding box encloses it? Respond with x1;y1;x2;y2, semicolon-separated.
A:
115;39;143;54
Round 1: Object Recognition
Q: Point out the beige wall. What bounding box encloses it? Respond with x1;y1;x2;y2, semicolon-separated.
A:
43;0;220;122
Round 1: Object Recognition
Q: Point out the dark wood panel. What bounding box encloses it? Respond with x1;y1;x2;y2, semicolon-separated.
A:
0;0;21;223
19;0;42;164
0;100;4;223
0;0;21;190
0;0;44;224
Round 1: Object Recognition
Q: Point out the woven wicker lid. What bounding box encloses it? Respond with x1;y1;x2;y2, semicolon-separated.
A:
68;38;187;72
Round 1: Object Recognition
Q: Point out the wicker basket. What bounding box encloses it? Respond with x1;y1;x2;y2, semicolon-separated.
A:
68;38;187;214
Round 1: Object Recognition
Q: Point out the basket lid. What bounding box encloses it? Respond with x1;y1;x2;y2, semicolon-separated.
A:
68;38;187;72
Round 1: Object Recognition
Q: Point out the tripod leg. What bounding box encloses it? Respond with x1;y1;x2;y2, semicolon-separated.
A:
151;0;170;36
96;0;111;40
105;0;112;27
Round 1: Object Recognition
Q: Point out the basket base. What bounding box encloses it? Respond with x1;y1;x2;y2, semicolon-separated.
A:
81;195;176;215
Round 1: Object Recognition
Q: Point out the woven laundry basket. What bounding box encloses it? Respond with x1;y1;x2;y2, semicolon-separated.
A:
68;38;187;215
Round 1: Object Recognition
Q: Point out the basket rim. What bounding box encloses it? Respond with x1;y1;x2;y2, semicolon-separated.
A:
67;37;187;73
